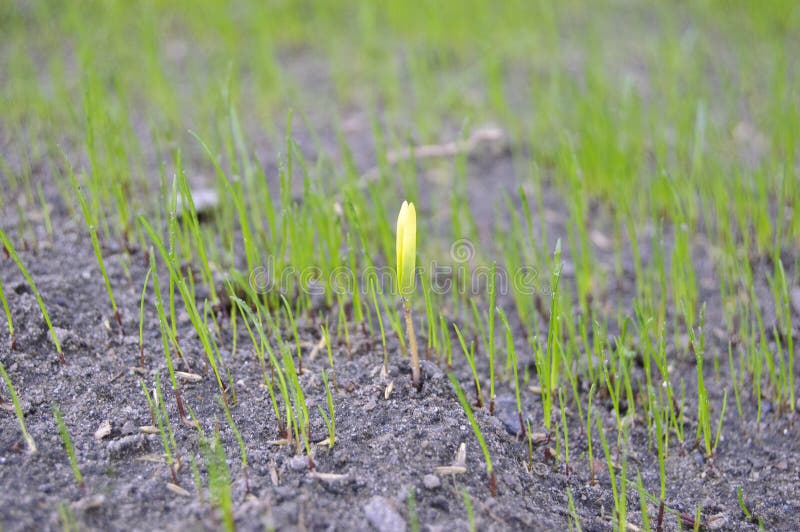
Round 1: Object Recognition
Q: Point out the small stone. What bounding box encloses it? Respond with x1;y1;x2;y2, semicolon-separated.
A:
120;421;136;435
495;396;522;436
288;455;309;471
423;474;441;490
775;459;788;471
419;360;444;381
363;496;406;532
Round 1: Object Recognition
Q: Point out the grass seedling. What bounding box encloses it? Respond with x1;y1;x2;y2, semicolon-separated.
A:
448;373;495;496
534;239;563;434
397;200;420;388
439;313;453;368
204;300;237;405
369;279;389;375
407;488;419;532
453;323;483;408
469;299;488;353
712;390;727;458
281;345;313;467
737;487;764;529
280;294;303;374
218;396;249;493
140;376;179;484
52;404;84;490
586;383;596;485
319;369;336;448
138;264;152;368
688;305;724;458
149;251;192;425
487;262;497;414
693;504;702;532
139;217;225;402
0;228;63;364
727;342;744;420
0;359;36;453
0;275;15;349
636;472;651;532
559;388;570;478
58;501;78;531
651;388;668;530
71;177;122;331
334;292;351;350
596;415;625;530
229;293;276;393
203;427;235;532
176;168;218;306
377;281;407;356
321;322;336;384
498;307;524;438
463;488;476;532
567;487;583;532
420;266;438;359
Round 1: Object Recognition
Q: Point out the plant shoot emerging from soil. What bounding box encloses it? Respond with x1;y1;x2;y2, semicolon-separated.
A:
396;200;420;387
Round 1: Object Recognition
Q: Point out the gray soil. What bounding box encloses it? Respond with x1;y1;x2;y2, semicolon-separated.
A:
2;135;800;532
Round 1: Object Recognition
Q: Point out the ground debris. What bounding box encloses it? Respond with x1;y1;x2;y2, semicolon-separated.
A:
108;434;148;458
71;494;105;512
705;512;729;530
166;483;191;497
309;471;349;482
434;442;468;475
94;419;112;440
175;371;202;383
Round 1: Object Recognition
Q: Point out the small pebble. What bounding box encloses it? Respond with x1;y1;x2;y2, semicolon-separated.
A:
288;455;309;471
363;496;406;532
419;360;444;381
495;396;522;435
423;474;441;490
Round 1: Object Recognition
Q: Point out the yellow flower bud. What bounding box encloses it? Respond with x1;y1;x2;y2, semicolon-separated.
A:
396;201;417;296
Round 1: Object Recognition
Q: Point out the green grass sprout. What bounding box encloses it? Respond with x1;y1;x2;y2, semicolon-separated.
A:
53;404;84;489
0;359;36;453
448;373;495;496
0;228;63;363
